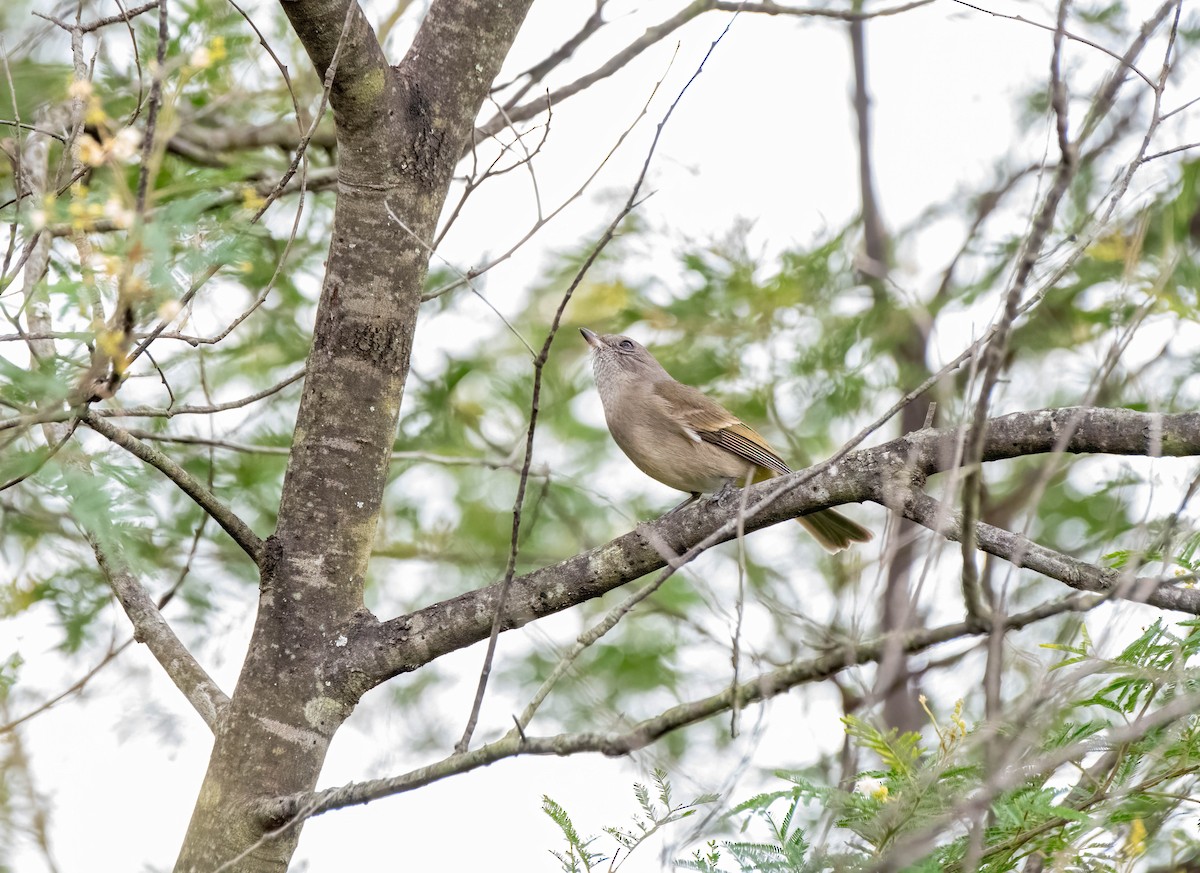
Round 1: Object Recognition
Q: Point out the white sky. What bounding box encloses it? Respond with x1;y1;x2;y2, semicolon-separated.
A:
6;0;1200;870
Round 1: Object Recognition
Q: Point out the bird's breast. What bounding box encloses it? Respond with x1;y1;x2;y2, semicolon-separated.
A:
606;407;753;494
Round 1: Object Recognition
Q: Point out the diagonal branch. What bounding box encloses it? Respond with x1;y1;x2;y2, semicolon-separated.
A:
453;11;736;756
272;593;1100;823
895;488;1197;614
950;0;1156;88
0;515;209;735
82;412;264;564
90;537;229;731
338;407;1200;690
475;0;934;140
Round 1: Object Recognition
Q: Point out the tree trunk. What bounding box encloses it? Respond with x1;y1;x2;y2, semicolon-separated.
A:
173;1;533;868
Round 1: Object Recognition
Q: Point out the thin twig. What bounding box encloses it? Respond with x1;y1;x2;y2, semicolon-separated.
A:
453;19;735;755
32;1;160;33
274;593;1102;823
423;90;649;302
82;412;265;565
0;368;306;432
0;513;208;734
475;0;934;139
89;535;229;731
950;0;1155;89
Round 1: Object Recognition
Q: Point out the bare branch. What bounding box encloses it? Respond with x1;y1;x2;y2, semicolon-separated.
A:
82;412;265;565
0;120;66;141
453;19;733;754
343;407;1200;691
1143;140;1200;162
32;1;161;34
0;516;208;734
275;593;1100;822
476;0;934;139
898;488;1198;615
120;429;528;470
950;0;1156;89
90;537;229;731
0;368;307;433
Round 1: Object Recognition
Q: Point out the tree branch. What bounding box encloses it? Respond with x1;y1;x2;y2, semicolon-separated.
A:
342;407;1200;689
90;538;229;731
274;593;1100;822
0;368;307;432
278;0;390;134
896;488;1200;615
82;412;264;565
32;1;161;34
475;0;934;139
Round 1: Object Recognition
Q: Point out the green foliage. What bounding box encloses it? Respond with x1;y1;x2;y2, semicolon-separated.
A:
544;769;717;872
5;2;1200;867
841;715;924;777
0;1;333;648
544;796;607;873
0;653;22;701
657;616;1200;871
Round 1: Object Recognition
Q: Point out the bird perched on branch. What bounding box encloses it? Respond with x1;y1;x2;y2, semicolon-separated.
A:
580;328;871;552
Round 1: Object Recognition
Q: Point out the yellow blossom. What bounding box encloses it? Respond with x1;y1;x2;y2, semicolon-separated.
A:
78;135;106;167
951;699;967;737
854;777;889;802
67;78;93;101
241;187;266;212
1124;818;1147;857
110;128;141;162
209;36;227;62
189;46;212;69
85;97;108;127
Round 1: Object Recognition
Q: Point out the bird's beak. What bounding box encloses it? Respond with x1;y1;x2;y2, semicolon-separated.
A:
580;327;601;349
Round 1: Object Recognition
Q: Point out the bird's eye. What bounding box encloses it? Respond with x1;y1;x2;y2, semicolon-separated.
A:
618;339;635;350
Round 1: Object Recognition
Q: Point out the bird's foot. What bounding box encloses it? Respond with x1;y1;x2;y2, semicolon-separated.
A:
711;480;741;509
666;493;701;516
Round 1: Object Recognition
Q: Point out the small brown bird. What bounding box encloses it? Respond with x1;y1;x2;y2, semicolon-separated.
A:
581;328;871;552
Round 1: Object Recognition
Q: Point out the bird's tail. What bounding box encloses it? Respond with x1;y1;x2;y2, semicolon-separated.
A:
749;465;872;552
797;510;873;553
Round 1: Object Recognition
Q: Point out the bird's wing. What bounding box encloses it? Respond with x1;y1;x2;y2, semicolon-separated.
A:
652;380;791;476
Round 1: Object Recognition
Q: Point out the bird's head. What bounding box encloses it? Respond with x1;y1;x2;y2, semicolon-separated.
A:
579;328;670;389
